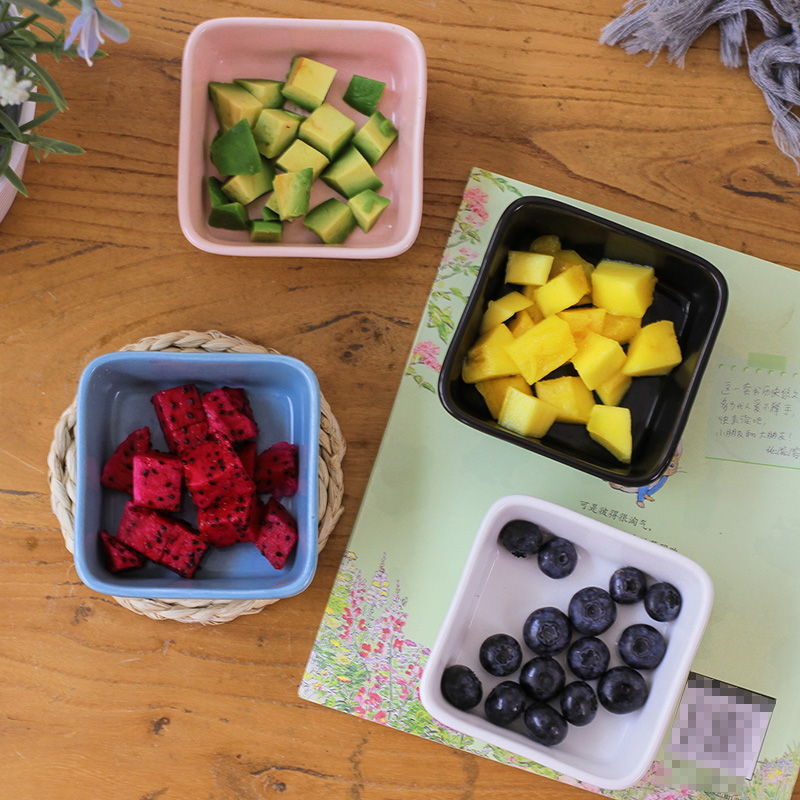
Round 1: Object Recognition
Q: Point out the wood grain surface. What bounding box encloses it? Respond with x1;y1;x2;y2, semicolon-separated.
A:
1;0;798;798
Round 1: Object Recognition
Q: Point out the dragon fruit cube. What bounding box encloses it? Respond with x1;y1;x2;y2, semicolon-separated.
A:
159;526;209;578
116;501;175;561
197;490;256;548
99;530;145;572
152;384;210;453
235;440;257;480
254;441;299;499
254;497;299;570
181;437;254;509
202;387;259;443
132;452;183;511
100;426;151;493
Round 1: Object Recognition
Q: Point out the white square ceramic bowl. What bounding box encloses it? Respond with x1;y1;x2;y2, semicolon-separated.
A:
177;17;427;259
419;494;714;790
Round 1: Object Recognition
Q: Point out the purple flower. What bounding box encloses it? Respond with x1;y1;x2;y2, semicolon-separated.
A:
65;0;129;67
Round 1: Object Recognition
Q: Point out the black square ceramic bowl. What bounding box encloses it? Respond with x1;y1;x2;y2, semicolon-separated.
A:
439;196;728;487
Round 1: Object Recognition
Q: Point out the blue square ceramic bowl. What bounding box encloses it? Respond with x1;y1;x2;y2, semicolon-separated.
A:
73;351;321;599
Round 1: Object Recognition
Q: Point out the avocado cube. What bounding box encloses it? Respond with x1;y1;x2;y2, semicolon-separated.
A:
210;119;262;176
352;111;398;166
281;56;337;112
347;189;391;233
275;139;330;180
253;108;300;159
265;191;281;217
208;202;249;230
221;157;276;205
271;167;314;221
249;219;283;242
233;78;285;108
207;176;229;208
343;75;385;116
262;205;280;221
298;102;356;161
304;198;358;244
321;146;383;198
208;82;263;131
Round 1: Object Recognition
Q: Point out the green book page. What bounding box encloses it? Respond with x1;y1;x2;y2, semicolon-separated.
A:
301;168;800;799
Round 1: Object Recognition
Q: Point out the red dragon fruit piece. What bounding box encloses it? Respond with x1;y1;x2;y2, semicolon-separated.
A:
197;490;256;547
202;387;259;443
159;524;209;578
254;441;299;499
99;530;145;572
254;497;299;570
132;452;183;511
100;426;151;493
152;384;210;453
116;501;175;561
181;436;254;509
163;420;211;454
235;440;257;480
245;495;265;543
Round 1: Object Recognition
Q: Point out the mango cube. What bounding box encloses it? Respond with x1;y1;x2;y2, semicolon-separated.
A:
498;388;559;439
508;308;537;338
534;375;596;424
571;331;628;391
480;291;533;333
602;313;642;344
462;324;519;383
622;320;682;377
591;260;656;318
519;288;545;322
595;370;633;406
587;404;632;463
505;251;554;286
504;315;577;384
557;307;607;342
530;234;561;256
533;264;590;317
476;374;533;419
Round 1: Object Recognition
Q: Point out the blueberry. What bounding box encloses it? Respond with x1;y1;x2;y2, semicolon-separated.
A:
479;633;523;676
568;586;617;635
537;537;578;579
609;566;648;604
560;681;598;726
567;636;610;681
523;701;568;746
519;656;566;701
618;623;667;670
597;666;649;714
522;606;572;656
484;680;528;726
645;581;682;622
498;519;545;558
440;664;483;710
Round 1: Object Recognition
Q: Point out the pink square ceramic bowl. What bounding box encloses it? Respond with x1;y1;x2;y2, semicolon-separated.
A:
178;18;427;259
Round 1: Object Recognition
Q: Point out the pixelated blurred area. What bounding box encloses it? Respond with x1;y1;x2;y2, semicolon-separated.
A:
656;673;776;794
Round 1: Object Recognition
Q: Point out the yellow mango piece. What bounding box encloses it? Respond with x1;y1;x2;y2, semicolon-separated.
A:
622;320;682;377
534;264;591;317
595;370;633;406
550;249;594;304
498;387;559;438
480;291;533;333
530;234;561;256
571;331;628;391
476;374;533;419
557;307;607;342
591;260;657;318
602;313;642;344
508;308;537;338
462;324;519;383
505;251;553;286
534;375;596;424
519;287;545;322
587;404;632;463
504;315;577;384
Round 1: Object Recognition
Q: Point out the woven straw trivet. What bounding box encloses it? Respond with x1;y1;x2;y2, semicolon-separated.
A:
47;330;346;625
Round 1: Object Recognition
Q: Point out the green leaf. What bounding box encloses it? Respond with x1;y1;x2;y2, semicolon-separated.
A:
10;0;66;24
19;105;61;131
12;49;67;110
26;134;84;155
0;154;28;196
0;106;22;139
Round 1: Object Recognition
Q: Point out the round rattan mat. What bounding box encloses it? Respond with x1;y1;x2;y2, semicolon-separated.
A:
47;330;346;624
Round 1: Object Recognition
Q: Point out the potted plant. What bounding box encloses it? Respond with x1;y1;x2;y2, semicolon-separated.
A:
0;0;128;220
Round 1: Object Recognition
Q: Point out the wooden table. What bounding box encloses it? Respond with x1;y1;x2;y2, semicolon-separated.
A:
2;1;798;797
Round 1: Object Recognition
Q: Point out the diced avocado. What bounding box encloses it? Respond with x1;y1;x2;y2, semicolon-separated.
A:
347;189;390;233
210;119;262;176
352;111;398;166
249;219;283;242
276;138;329;180
321;146;383;198
304;198;358;244
221;157;276;205
298;102;355;161
207;176;229;207
283;110;307;123
252;108;300;159
343;75;385;116
271;167;314;221
281;56;337;112
208;82;263;131
265;191;281;217
208;201;249;230
262;205;280;221
233;78;285;108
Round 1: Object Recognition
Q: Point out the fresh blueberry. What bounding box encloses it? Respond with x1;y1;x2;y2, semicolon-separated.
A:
560;681;598;726
523;700;569;746
484;680;528;726
479;633;523;677
567;636;610;681
609;566;648;604
568;586;617;635
537;537;578;579
597;666;649;714
522;606;572;656
645;581;682;622
498;519;545;558
618;623;667;670
519;656;566;701
441;664;483;710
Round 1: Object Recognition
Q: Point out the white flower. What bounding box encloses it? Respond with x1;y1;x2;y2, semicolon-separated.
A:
0;63;33;107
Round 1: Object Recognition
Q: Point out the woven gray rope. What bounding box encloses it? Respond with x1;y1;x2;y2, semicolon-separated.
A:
46;330;346;625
